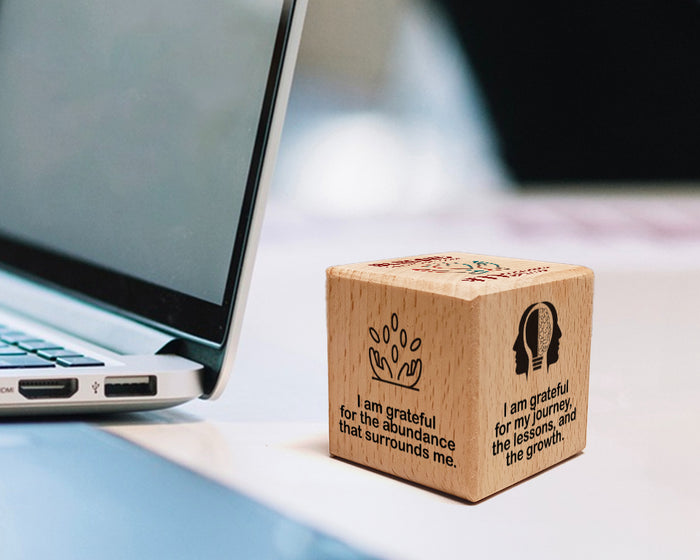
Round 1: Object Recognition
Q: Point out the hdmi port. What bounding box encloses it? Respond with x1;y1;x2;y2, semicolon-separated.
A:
105;376;157;398
19;378;78;400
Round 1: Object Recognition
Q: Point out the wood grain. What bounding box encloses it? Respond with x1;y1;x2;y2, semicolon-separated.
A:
327;252;593;501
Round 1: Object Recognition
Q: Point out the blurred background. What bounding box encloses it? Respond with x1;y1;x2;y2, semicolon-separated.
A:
270;0;700;265
277;0;700;207
276;0;506;216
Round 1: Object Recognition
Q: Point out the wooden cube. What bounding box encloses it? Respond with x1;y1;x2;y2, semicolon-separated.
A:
327;252;593;502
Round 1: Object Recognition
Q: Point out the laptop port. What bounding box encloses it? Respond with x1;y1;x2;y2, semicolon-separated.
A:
104;376;157;397
18;378;78;399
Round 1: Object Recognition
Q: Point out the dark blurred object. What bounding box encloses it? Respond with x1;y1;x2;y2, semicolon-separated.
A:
435;0;700;184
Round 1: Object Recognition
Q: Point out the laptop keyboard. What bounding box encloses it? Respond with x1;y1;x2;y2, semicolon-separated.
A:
0;325;104;369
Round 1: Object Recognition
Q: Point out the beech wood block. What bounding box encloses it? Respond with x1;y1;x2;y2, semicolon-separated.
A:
327;252;593;502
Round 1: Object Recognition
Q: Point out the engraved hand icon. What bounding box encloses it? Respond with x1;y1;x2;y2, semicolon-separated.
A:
368;313;422;390
369;347;394;381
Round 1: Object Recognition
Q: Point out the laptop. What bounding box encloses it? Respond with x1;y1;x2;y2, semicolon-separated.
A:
0;0;307;415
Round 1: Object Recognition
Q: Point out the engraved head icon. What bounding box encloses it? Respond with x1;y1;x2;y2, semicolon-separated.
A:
513;302;561;377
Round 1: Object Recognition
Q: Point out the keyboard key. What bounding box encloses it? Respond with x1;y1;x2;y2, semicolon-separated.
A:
17;340;64;352
56;356;104;368
0;347;28;356
0;325;104;368
0;355;55;369
37;349;83;360
1;332;40;344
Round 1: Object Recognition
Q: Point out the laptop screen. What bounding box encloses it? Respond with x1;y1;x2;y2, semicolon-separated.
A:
0;1;294;343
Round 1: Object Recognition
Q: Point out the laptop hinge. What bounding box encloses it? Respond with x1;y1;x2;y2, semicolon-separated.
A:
157;338;222;396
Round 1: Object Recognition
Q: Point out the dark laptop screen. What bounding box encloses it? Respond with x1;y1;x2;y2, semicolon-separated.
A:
0;1;294;343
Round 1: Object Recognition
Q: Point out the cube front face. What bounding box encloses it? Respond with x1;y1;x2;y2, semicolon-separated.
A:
327;278;478;498
327;253;593;502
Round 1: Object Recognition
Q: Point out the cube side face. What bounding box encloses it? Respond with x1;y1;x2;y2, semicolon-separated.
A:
327;273;479;499
475;271;594;500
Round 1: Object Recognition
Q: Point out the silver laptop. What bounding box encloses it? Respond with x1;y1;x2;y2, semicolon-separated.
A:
0;0;307;414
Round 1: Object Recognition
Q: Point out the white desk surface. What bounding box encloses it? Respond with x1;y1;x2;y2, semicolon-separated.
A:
102;193;700;560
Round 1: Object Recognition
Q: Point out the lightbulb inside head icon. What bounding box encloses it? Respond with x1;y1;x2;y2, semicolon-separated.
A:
513;302;561;377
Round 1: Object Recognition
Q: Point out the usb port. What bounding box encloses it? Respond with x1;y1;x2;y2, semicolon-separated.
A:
104;376;157;397
18;378;78;399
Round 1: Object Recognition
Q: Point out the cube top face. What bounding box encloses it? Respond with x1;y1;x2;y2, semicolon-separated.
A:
327;252;592;300
327;253;593;502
